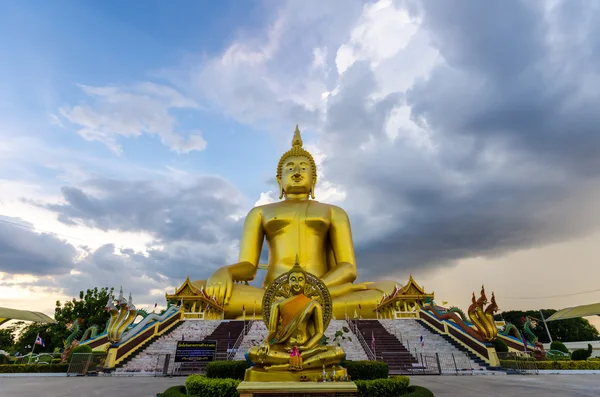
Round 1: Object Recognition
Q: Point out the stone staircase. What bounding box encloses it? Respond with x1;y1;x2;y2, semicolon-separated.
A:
234;321;267;360
207;320;246;361
355;320;417;373
380;319;487;370
116;320;220;373
327;320;368;361
415;319;489;369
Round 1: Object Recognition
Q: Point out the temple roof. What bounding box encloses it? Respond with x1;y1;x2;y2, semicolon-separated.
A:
166;277;223;310
376;274;434;309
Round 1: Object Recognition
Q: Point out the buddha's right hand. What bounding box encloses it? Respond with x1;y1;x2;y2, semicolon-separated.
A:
205;267;234;305
257;341;270;358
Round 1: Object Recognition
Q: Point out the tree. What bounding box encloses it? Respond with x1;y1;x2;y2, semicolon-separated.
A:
54;287;114;331
495;309;600;343
0;329;14;351
8;287;114;354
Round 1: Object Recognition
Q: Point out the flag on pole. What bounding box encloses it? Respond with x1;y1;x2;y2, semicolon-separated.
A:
35;334;45;347
419;335;424;348
371;331;376;351
520;331;528;352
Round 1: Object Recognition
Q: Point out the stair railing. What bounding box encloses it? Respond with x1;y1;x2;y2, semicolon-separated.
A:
347;319;376;361
227;321;253;360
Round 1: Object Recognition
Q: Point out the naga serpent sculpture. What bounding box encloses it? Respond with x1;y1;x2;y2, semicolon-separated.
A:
421;285;499;342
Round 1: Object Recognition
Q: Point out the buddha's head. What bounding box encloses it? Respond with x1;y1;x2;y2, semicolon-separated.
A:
277;125;317;199
288;259;307;296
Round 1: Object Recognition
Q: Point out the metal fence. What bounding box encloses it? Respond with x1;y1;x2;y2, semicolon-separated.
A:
67;353;107;376
12;352;61;364
378;350;478;375
497;351;538;374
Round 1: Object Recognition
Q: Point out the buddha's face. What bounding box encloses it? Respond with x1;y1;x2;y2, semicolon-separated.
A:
280;155;313;196
288;271;306;295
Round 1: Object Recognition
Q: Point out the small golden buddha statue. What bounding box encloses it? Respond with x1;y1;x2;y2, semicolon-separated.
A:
195;125;398;319
244;260;347;381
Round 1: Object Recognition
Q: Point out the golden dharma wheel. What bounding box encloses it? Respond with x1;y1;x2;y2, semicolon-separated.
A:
262;270;333;329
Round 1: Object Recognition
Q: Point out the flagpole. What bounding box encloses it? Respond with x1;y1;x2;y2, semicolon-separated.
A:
28;335;38;364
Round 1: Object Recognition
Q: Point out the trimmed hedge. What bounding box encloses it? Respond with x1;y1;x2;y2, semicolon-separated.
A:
405;385;435;397
165;378;430;397
341;360;389;380
550;341;569;354
492;338;508;353
355;377;410;397
68;345;92;362
500;360;600;370
186;375;240;397
0;364;69;373
206;360;250;380
158;385;188;397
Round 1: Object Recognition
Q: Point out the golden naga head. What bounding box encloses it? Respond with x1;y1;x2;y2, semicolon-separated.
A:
276;125;318;199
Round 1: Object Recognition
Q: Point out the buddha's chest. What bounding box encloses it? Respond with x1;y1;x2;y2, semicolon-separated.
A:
263;203;330;235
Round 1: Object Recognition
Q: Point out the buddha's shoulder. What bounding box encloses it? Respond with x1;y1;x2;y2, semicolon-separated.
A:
251;201;348;214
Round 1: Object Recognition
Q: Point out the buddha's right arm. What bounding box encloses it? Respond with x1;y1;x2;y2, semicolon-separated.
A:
265;304;280;342
227;206;265;282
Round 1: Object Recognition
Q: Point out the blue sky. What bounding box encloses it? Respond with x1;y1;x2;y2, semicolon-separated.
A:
0;1;279;197
2;0;600;329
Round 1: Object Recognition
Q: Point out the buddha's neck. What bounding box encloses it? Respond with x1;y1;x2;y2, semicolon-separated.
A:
284;193;310;200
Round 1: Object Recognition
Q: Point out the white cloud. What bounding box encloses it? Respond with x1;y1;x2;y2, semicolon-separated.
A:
335;0;419;75
59;82;206;155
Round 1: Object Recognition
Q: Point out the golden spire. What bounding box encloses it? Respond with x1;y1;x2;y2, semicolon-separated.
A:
292;125;303;147
289;254;304;273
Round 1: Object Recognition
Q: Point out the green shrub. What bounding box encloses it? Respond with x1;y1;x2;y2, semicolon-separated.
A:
550;341;569;354
0;364;69;373
68;345;92;362
500;360;600;370
0;355;10;365
186;374;240;397
206;360;250;380
51;358;61;364
492;338;508;353
571;344;592;361
158;385;188;397
404;385;435;397
341;360;389;380
355;376;409;397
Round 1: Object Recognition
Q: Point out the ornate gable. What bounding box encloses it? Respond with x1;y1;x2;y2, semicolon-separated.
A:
173;277;200;296
400;274;425;295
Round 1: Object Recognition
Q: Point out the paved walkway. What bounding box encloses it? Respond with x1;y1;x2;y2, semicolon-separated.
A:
0;374;599;396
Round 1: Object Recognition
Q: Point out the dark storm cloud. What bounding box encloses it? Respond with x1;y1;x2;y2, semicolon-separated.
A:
27;176;249;284
0;216;76;275
320;0;600;278
43;176;246;244
408;0;600;174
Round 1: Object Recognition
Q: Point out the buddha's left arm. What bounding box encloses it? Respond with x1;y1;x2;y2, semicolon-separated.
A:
301;304;324;350
320;205;357;287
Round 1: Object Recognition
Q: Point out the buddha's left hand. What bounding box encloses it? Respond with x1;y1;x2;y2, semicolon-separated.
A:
328;282;368;298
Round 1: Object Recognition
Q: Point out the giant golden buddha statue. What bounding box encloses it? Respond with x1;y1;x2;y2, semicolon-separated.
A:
194;126;397;319
244;259;347;381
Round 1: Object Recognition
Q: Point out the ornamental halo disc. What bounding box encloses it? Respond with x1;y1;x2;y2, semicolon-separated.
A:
262;271;332;330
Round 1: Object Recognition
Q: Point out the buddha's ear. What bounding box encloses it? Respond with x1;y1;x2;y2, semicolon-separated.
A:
277;177;284;199
310;179;317;199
